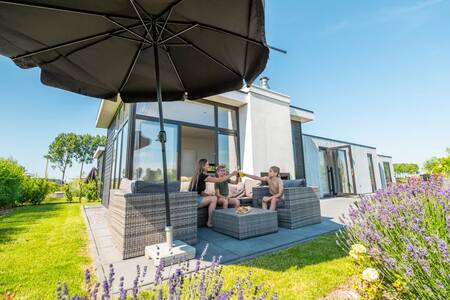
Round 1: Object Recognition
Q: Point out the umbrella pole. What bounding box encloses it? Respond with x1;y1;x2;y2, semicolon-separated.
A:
153;27;173;247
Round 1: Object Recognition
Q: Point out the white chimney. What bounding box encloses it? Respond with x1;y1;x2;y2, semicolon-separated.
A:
259;76;270;89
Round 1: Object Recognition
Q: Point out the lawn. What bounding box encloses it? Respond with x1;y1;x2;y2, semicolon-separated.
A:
222;233;353;300
0;202;93;299
1;200;351;299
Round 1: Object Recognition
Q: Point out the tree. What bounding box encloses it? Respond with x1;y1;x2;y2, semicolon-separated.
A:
0;158;26;208
46;133;78;181
74;134;106;180
423;148;450;175
393;163;419;177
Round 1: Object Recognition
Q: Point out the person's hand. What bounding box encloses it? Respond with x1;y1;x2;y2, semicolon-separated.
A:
230;170;238;177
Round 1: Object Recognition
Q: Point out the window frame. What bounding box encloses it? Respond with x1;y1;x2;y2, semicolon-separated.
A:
131;100;240;181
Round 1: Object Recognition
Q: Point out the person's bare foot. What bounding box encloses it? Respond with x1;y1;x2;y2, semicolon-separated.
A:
206;222;213;228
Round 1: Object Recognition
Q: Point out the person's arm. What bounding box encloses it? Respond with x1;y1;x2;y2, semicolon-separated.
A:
205;171;237;183
243;173;267;182
229;177;239;185
215;188;223;198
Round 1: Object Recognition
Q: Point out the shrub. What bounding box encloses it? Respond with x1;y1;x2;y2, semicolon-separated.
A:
83;180;99;202
0;158;26;208
63;184;74;202
21;177;54;205
57;246;277;299
338;176;450;299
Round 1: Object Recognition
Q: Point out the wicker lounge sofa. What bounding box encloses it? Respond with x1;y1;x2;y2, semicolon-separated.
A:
108;181;197;259
252;179;321;229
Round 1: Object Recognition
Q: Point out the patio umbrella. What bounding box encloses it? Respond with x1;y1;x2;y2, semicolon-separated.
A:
0;0;270;246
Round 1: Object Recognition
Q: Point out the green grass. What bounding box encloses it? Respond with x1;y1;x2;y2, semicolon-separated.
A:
1;200;351;299
0;203;92;299
222;233;353;300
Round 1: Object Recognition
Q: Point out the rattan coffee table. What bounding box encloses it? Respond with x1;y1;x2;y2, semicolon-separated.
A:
212;208;278;239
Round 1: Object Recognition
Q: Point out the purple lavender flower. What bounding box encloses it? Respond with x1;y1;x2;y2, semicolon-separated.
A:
101;279;110;299
437;239;449;263
84;269;91;285
155;260;165;284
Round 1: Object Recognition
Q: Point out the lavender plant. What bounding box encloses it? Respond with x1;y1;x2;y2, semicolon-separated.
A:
56;245;277;299
337;176;450;299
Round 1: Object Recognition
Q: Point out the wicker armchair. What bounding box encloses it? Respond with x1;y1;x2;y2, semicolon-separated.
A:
108;189;198;259
252;181;321;229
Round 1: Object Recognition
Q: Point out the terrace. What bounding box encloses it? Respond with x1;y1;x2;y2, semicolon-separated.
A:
83;196;354;292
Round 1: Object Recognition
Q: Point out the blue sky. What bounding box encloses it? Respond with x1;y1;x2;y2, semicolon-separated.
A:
1;0;450;179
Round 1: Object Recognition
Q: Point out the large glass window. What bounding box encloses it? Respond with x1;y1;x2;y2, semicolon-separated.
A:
136;101;214;127
367;154;377;192
336;149;350;193
114;134;122;189
133;120;178;182
218;107;237;130
110;139;116;189
120;122;129;180
319;149;330;195
218;134;238;171
383;162;392;183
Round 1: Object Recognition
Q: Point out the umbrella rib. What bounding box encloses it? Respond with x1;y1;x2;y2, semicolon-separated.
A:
119;43;146;92
104;17;152;44
161;47;186;91
157;21;286;53
157;6;174;42
156;0;186;20
242;0;253;79
133;0;153;20
40;33;150;66
0;0;139;20
128;0;152;39
159;24;198;44
133;1;155;42
156;24;242;79
12;22;148;61
113;34;152;45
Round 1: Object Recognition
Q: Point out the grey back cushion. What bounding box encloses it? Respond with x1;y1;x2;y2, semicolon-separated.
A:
283;179;306;188
131;181;181;194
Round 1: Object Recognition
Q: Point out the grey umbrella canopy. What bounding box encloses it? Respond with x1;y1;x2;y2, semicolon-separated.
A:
0;0;269;240
0;0;269;102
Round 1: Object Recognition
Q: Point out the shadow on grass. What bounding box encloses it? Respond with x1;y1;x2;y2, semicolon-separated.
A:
0;204;63;244
231;230;347;272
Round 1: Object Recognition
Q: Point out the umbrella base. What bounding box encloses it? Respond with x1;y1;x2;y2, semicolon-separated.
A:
145;240;196;266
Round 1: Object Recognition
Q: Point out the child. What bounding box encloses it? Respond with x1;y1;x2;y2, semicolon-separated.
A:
243;166;284;210
215;166;241;209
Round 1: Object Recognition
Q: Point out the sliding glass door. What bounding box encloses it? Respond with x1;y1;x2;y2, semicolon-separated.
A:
319;145;356;197
133;120;178;182
367;154;377;192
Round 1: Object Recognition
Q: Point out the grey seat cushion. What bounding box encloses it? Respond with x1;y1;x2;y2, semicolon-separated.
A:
131;181;181;194
283;179;306;188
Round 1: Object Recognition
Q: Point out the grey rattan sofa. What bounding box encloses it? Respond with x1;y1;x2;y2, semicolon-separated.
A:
252;179;321;229
108;181;197;259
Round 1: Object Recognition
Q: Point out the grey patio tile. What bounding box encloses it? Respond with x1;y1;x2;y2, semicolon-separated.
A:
97;247;122;264
215;237;278;257
93;228;112;238
194;239;240;263
197;227;234;242
258;230;300;246
95;235;115;248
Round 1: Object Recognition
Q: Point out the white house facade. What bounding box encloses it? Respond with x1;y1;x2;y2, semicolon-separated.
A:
95;80;393;205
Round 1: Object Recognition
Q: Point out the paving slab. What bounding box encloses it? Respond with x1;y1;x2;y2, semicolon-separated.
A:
82;196;355;293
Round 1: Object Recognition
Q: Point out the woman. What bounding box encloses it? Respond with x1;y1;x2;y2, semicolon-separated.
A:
189;159;238;227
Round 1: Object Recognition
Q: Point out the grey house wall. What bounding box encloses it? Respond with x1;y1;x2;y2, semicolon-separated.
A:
303;134;390;198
